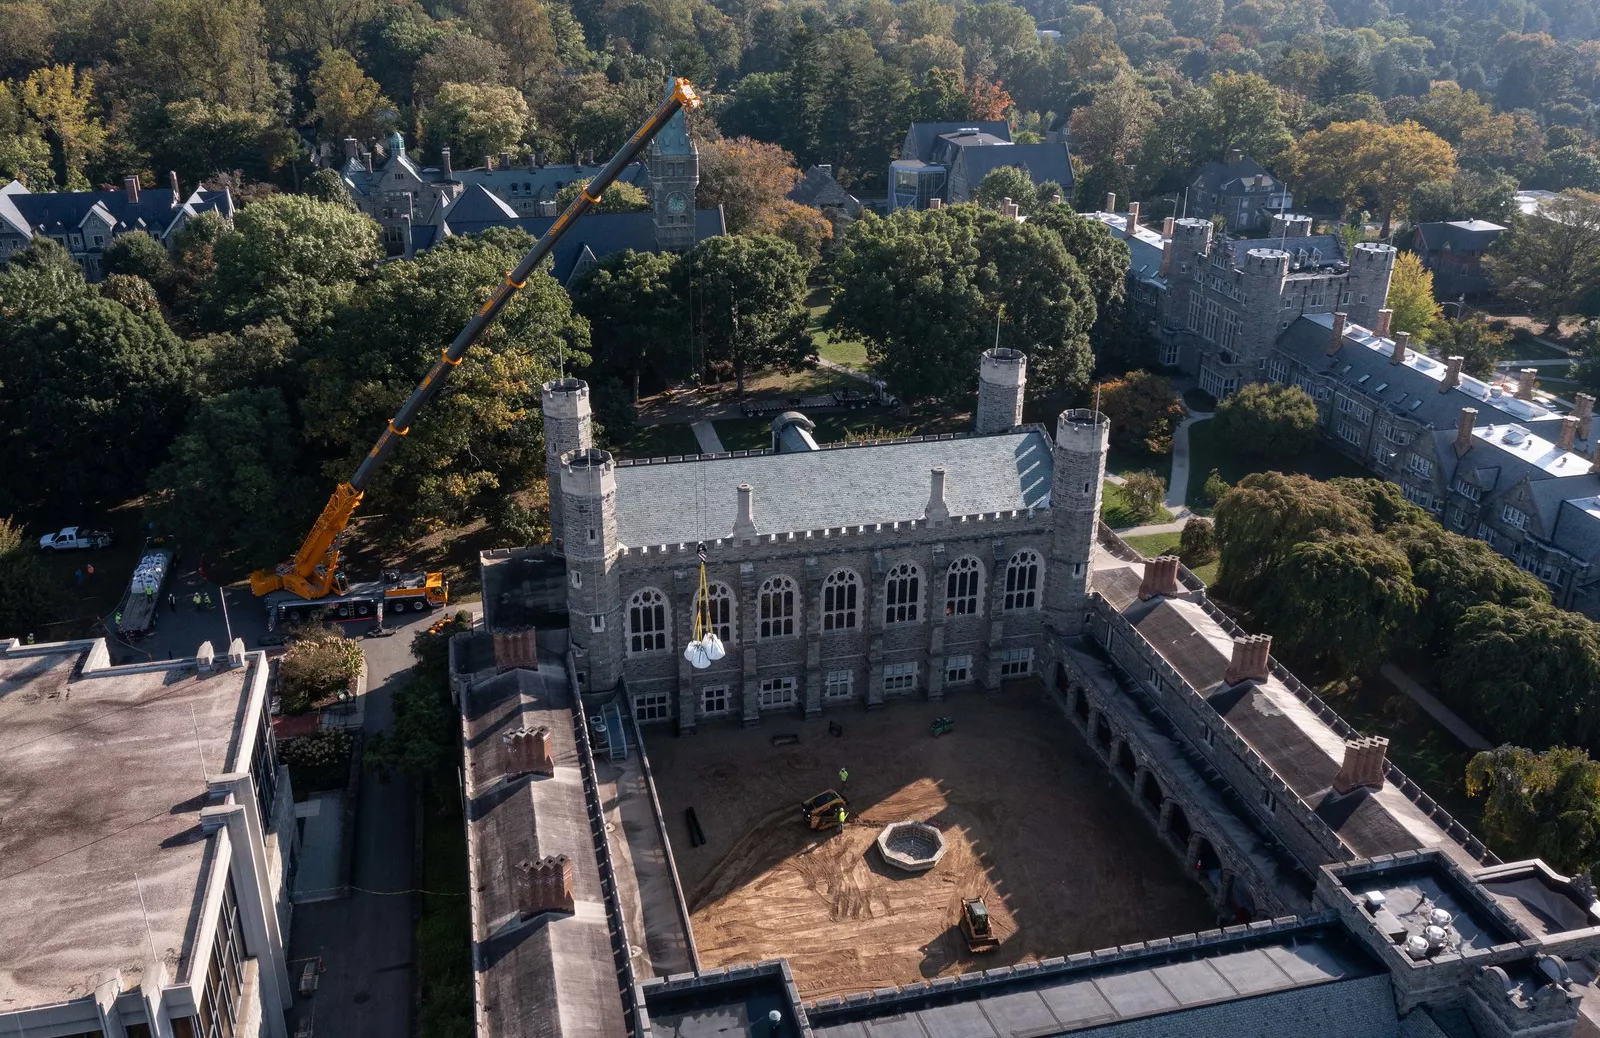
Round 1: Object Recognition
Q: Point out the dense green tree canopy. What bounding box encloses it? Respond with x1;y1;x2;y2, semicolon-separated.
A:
1257;534;1423;674
1467;746;1600;876
687;233;813;394
1442;603;1600;751
1212;383;1319;459
571;249;690;397
1488;191;1600;331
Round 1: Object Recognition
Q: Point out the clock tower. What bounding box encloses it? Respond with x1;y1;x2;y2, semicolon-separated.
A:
649;78;699;252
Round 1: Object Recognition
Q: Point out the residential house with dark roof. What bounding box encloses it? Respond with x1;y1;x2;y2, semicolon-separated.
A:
788;164;861;218
1270;310;1600;616
1412;219;1506;297
889;121;1073;211
0;175;235;280
1186;149;1294;233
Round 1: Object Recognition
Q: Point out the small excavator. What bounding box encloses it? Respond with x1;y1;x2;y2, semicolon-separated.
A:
249;78;702;628
801;789;850;830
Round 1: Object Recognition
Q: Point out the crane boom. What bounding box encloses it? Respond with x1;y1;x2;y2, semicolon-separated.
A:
252;77;701;600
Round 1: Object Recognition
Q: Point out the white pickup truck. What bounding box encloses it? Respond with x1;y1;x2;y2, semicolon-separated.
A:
37;526;114;551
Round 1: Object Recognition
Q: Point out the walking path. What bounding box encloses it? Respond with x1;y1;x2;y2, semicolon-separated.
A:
1378;663;1492;752
690;419;725;454
816;357;874;383
1163;413;1210;517
1493;357;1576;368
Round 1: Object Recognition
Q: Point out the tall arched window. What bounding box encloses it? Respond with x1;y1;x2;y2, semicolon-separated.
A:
696;582;735;645
822;570;859;630
1004;550;1042;611
627;588;669;654
884;562;922;624
758;575;797;639
945;557;983;616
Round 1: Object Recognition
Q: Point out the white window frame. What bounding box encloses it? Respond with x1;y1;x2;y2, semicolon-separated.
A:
1454;479;1481;501
883;662;917;693
758;676;797;710
884;562;922;624
1160;342;1181;367
822;569;860;631
758;575;798;639
1502;505;1529;530
945;556;983;617
626;588;669;655
945;655;973;685
1407;455;1433;478
634;690;671;723
1003;550;1041;611
824;670;855;700
998;647;1035;677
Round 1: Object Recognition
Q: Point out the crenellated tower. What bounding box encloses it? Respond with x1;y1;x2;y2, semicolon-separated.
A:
560;447;624;692
1045;408;1110;638
1345;242;1398;331
541;378;593;554
976;348;1027;434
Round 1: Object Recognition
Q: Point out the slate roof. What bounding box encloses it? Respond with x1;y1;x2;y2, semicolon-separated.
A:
608;429;1053;547
789;165;861;216
342;158;649;204
1190;155;1280;194
955;141;1075;193
1224;234;1344;267
1414;219;1506;254
0;181;234;241
441;208;726;283
1275;313;1570;437
461;661;626;1038
1082;211;1167;284
806;920;1387;1038
903;121;1011;162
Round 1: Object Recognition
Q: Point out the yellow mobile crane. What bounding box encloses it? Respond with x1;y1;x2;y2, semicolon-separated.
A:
251;78;701;630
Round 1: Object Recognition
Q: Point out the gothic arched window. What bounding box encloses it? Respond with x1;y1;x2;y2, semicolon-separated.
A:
1003;551;1042;611
627;588;669;654
822;570;859;631
945;557;983;617
884;562;922;624
758;576;797;639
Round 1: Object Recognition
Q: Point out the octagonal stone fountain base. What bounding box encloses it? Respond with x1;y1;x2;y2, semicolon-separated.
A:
875;821;947;872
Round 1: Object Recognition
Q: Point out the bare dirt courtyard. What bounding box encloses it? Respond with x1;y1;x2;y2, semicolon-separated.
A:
644;686;1218;1001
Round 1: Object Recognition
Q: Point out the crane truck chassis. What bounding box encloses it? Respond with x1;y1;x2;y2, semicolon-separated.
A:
249;78;701;618
265;570;448;631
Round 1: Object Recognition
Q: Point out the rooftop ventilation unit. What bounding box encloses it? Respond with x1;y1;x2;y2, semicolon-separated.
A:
1503;425;1530;446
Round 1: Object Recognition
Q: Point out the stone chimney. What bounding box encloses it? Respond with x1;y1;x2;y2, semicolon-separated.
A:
1391;331;1410;365
1137;556;1182;600
1125;201;1140;240
1104;192;1116;213
1576;393;1595;440
484;154;494;171
1374;308;1393;338
925;467;949;524
1559;416;1579;451
502;726;555;779
500;151;514;170
343;137;359;162
1331;736;1389;795
734;483;757;538
1002;198;1019;219
1227;147;1244;164
927;197;943;210
493;626;537;673
1518;368;1538;401
364;150;374;174
441;147;453;178
1222;634;1271;686
1455;407;1478;457
1162;216;1175;238
513;855;574;918
1052;193;1063;205
123;176;140;203
1326;312;1347;356
168;171;180;204
1441;356;1463;392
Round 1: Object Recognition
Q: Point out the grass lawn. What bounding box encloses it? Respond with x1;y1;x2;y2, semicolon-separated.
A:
1183;418;1371;515
416;773;473;1038
1120;530;1218;586
1102;480;1173;529
613;421;703;460
805;283;870;371
1317;674;1482;830
1107;446;1174;484
1501;331;1574;361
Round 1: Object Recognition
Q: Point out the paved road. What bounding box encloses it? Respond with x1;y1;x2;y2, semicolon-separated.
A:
285;617;430;1038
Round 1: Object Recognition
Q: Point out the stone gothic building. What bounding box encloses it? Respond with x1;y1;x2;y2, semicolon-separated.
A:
509;349;1099;731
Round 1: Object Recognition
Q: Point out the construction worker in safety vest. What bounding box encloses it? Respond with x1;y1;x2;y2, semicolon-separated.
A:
203;592;213;610
837;806;847;829
25;633;35;644
192;593;202;611
839;767;849;785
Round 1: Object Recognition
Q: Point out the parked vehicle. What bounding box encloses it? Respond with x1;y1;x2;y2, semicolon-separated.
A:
739;381;898;418
37;526;113;551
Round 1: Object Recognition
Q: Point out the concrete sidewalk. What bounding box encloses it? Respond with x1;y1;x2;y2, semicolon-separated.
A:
690;420;725;453
1379;664;1492;751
